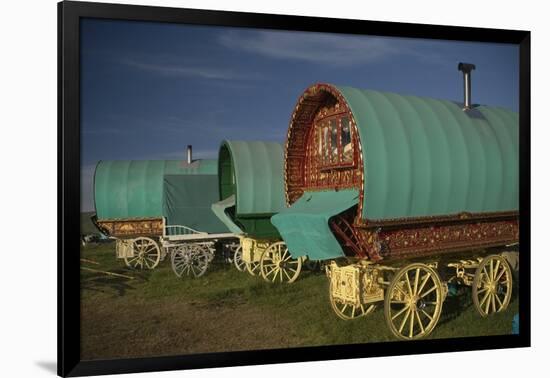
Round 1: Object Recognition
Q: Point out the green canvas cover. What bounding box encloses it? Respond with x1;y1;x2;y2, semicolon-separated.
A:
94;159;217;220
219;140;286;215
163;175;229;233
211;195;243;234
271;189;359;260
334;86;519;221
216;140;285;238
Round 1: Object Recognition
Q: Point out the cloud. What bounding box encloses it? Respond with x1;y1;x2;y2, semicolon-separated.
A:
219;30;404;66
218;30;451;68
120;59;262;81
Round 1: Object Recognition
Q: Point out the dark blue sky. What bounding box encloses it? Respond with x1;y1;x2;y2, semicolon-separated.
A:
80;18;519;211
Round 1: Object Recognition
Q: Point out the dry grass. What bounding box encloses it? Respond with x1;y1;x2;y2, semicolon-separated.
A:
80;242;518;360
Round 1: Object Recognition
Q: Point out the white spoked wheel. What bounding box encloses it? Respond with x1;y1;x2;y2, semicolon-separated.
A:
260;242;302;284
233;245;246;272
124;237;161;270
171;244;210;278
472;254;513;317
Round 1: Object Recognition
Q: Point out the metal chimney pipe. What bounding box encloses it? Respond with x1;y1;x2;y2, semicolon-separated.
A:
458;62;476;110
187;145;192;164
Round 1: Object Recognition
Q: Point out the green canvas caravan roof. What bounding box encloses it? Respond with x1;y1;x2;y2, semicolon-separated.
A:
212;140;285;239
93;159;219;223
336;85;519;221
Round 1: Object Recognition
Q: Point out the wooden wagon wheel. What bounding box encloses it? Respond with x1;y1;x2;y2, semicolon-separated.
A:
472;255;513;317
260;242;302;283
245;261;261;276
329;279;376;320
171;244;210;278
384;263;444;340
124;237;160;270
233;245;246;272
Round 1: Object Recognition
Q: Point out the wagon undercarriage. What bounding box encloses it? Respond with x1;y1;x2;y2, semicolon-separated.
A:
326;249;517;340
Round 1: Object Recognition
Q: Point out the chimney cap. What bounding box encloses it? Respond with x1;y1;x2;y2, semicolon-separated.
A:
458;62;476;73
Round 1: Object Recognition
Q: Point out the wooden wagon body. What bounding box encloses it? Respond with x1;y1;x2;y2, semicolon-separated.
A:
93;158;237;276
270;81;519;339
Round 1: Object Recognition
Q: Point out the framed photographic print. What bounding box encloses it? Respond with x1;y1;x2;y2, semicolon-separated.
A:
58;0;530;376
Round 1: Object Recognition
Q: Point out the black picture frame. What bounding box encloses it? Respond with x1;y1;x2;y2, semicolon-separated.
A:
58;1;531;376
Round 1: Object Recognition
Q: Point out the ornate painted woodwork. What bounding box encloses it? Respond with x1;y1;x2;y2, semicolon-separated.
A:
96;218;164;238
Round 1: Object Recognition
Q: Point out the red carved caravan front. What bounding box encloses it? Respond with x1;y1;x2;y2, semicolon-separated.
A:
285;84;364;208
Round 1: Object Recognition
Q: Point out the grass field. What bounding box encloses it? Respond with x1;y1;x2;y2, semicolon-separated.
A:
80;241;519;361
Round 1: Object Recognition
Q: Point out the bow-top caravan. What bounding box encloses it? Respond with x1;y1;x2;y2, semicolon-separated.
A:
211;140;304;283
93;152;237;278
271;72;519;339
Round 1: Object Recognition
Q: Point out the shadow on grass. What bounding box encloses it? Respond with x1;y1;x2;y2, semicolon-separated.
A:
80;268;151;297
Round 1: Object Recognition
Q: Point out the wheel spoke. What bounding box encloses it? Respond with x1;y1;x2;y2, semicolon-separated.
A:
394;284;409;299
391;305;409;320
482;267;490;281
283;269;292;281
495;292;504;309
341;304;348;314
417;273;431;295
484;293;491;314
399;308;411;334
415;309;425;334
265;265;278;276
479;290;491;308
409;306;415;338
420;308;434;322
495;268;506;282
419;284;437;299
413;268;420;296
405;272;413;296
493;260;500;280
127;256;139;264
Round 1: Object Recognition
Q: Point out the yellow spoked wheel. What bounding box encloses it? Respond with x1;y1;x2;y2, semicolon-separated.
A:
472;255;513;317
384;263;444;340
245;261;261;276
124;237;161;270
260;242;303;283
329;280;376;320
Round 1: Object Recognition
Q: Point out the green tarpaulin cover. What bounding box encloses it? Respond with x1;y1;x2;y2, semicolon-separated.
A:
211;195;243;234
335;86;518;221
163;175;228;233
271;189;359;260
